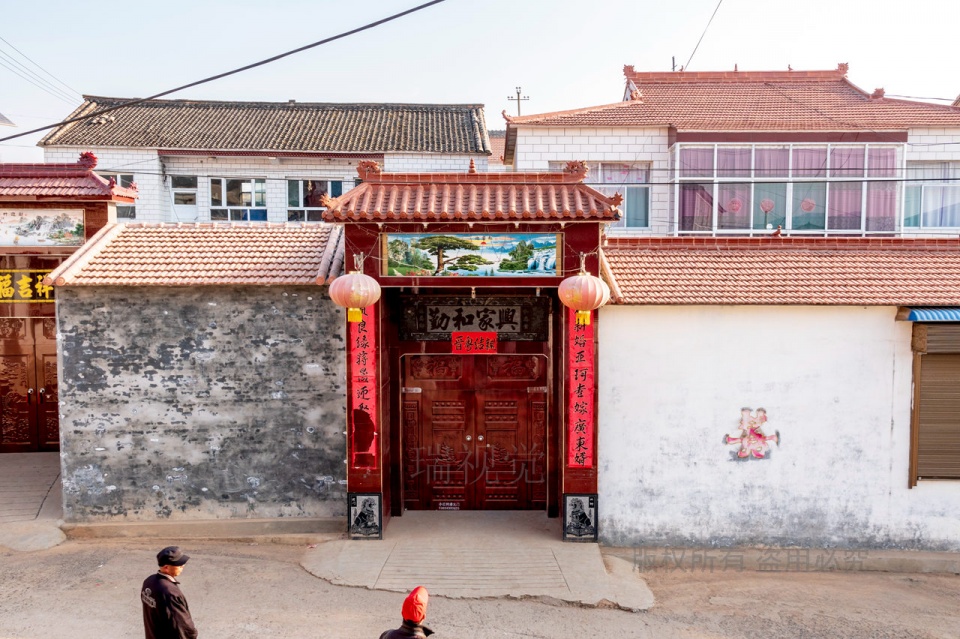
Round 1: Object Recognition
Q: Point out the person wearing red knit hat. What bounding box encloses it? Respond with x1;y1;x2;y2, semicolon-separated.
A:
378;586;433;638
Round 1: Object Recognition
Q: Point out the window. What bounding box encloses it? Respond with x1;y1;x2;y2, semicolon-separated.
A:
100;173;136;219
287;179;342;222
210;178;266;221
676;144;901;234
171;176;197;206
910;324;960;486
905;162;960;228
549;162;650;229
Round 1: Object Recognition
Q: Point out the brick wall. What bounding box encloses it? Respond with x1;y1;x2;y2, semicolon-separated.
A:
906;128;960;162
56;285;347;522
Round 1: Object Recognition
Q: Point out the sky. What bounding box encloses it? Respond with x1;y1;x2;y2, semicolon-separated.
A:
1;0;959;163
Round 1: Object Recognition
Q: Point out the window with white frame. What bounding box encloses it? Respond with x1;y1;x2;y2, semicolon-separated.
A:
904;162;960;229
286;179;343;222
171;176;198;205
99;173;136;219
210;178;266;221
675;144;901;234
549;162;650;228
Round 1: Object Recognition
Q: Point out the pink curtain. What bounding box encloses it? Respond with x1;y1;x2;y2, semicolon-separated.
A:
866;183;897;231
680;148;714;177
868;148;897;177
755;148;789;178
679;184;713;230
792;148;827;177
830;147;865;177
717;183;751;229
828;182;863;230
717;148;751;178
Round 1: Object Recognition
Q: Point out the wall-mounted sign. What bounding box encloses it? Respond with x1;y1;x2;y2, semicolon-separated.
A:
400;296;550;342
567;308;595;469
451;331;497;354
383;233;561;277
0;270;54;303
0;209;83;246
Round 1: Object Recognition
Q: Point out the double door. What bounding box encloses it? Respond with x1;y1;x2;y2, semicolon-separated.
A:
0;318;59;452
402;354;548;510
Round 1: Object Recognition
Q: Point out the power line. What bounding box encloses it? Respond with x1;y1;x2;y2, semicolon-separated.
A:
0;56;79;106
0;34;82;99
0;0;449;144
0;45;80;103
683;0;724;72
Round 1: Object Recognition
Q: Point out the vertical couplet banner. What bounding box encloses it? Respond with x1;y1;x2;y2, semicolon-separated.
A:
349;306;378;470
566;308;595;468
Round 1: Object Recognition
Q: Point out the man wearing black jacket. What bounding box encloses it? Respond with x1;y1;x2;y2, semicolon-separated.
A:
141;546;198;639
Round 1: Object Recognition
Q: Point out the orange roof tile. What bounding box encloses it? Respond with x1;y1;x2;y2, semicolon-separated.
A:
603;237;960;306
0;152;137;202
504;65;960;132
322;160;621;223
47;222;343;287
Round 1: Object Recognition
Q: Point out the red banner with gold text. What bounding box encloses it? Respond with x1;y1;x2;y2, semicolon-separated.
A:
566;308;595;468
349;306;378;470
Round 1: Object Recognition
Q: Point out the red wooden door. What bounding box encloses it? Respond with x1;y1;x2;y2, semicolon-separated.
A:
0;318;59;453
402;354;547;510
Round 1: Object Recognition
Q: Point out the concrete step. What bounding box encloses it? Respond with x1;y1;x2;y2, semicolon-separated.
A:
62;516;345;545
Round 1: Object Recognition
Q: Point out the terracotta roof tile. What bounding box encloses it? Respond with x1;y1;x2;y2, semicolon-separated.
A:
505;66;960;131
323;161;620;223
0;153;137;201
40;96;492;155
603;237;960;305
47;222;343;287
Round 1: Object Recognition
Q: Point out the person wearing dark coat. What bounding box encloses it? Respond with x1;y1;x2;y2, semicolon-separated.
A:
141;546;199;639
379;586;434;638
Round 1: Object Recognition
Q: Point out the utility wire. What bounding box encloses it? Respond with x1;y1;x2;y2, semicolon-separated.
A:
0;45;80;103
0;34;82;99
0;0;449;144
0;56;78;106
684;0;724;71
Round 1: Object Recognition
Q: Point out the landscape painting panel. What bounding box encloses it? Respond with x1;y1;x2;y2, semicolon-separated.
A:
0;209;84;246
383;233;560;277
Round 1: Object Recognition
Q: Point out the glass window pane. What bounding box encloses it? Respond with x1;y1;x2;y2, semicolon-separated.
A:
248;208;268;222
117;205;136;219
830;147;865;177
304;180;327;207
623;187;649;227
717;148;751;178
792;147;827;177
254;179;266;207
753;183;787;230
827;182;862;230
866;182;897;232
306;210;326;222
904;185;922;227
231;209;247;221
174;193;196;205
288;209;305;222
226;180;246;206
717;183;751;229
922;185;960;227
210;179;222;206
119;174;135;188
601;163;649;184
171;176;197;189
867;148;898;178
755;148;789;178
288;180;301;207
331;180;343;197
679;148;714;178
679;183;714;231
210;208;228;220
792;182;826;229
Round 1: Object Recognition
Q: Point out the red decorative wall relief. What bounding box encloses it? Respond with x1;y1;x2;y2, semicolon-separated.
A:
349;306;378;470
567;309;595;468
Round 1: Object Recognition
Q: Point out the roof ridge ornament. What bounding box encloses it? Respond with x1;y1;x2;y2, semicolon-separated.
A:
563;160;589;181
838;62;849;76
78;151;98;169
356;160;382;181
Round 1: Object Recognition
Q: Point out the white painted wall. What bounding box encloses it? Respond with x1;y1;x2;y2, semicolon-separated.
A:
383;153;488;173
597;305;960;550
906;128;960;162
511;126;672;235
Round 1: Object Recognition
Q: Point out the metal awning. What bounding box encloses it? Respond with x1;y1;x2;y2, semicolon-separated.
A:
906;308;960;322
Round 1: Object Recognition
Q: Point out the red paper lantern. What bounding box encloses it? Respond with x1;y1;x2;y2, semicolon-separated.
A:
329;271;381;323
558;270;610;326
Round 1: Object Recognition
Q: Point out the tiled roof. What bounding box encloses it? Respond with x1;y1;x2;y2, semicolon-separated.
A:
0;111;13;127
322;160;621;223
504;65;960;132
602;237;960;306
39;96;492;155
46;222;344;287
488;129;506;164
0;152;137;201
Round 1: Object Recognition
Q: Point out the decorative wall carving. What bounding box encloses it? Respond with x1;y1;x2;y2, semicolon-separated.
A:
0;319;25;340
487;356;540;380
410;356;462;380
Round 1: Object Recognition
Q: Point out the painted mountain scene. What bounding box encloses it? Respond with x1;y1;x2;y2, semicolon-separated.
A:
383;233;559;277
0;209;84;246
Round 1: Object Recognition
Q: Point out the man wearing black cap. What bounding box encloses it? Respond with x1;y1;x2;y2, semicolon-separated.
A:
140;546;198;639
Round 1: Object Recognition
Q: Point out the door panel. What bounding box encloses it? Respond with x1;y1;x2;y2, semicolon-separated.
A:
0;318;60;453
35;345;60;450
0;352;35;452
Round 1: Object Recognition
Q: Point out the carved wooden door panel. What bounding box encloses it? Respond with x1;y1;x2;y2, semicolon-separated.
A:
34;344;59;450
0;318;60;453
403;354;547;510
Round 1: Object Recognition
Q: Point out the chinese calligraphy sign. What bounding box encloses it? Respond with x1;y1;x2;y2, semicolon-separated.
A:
349;307;378;470
400;296;549;341
0;271;54;303
451;331;497;354
567;308;595;468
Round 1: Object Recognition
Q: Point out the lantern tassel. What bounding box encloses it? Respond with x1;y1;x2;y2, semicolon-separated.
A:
347;307;363;323
576;310;592;325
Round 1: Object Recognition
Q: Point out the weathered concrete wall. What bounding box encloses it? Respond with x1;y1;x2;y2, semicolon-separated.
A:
598;305;960;550
56;286;347;522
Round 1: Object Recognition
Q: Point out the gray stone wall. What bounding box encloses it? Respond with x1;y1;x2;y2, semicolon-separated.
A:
56;286;347;522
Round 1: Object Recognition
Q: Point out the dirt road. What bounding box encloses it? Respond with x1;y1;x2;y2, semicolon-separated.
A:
1;539;957;638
